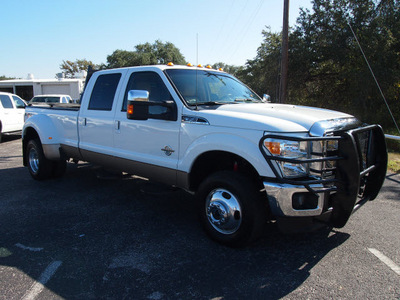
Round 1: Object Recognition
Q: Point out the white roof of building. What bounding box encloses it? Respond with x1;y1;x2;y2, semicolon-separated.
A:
0;78;83;84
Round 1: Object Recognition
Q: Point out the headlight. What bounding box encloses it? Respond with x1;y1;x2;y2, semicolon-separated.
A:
24;112;33;122
263;137;340;179
264;138;309;178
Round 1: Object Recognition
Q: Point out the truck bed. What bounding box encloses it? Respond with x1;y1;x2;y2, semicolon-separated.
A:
27;103;81;111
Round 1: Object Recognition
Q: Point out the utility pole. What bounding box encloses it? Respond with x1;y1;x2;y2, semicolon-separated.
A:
279;0;289;103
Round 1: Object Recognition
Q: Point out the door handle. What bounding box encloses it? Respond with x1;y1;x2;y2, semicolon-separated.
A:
115;120;120;131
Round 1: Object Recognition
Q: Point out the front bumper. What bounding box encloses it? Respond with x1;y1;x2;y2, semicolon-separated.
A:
263;182;327;217
260;124;387;227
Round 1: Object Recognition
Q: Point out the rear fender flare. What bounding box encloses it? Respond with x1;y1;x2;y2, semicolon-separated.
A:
23;114;61;160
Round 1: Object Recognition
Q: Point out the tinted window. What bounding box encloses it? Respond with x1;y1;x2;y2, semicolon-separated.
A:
165;69;261;105
31;96;59;103
89;73;121;110
0;95;14;109
122;72;172;118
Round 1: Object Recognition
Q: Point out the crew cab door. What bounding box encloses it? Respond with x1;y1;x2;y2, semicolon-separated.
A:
0;94;22;132
11;95;26;129
113;69;181;185
78;70;127;159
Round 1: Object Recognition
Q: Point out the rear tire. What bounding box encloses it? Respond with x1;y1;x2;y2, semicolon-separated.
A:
197;171;266;247
26;139;53;180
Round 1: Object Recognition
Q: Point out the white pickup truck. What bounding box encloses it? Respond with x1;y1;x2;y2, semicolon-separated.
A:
0;92;26;142
22;64;387;246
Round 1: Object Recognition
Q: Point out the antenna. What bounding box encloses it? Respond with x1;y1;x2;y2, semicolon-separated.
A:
196;33;199;65
196;33;199;110
348;20;400;134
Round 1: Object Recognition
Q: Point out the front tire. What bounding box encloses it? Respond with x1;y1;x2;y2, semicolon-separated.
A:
197;171;266;247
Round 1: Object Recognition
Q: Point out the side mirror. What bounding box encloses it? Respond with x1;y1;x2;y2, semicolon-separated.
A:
263;94;271;103
126;90;178;121
127;90;150;120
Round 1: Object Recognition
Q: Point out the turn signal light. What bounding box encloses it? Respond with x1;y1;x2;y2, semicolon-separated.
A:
127;104;134;115
264;141;281;155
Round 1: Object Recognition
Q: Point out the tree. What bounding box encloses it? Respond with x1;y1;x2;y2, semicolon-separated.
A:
60;59;98;78
106;40;186;68
287;0;400;129
238;28;282;101
210;63;244;76
0;75;16;80
243;0;399;130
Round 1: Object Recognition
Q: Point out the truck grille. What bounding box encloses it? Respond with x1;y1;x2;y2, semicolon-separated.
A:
309;138;339;180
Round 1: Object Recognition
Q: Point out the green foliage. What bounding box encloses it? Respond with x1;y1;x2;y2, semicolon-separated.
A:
388;152;400;173
240;0;400;131
211;63;244;76
106;40;186;68
60;59;99;78
0;75;16;80
237;28;282;100
289;0;399;127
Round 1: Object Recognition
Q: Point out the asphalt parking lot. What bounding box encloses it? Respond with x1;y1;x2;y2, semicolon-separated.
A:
1;135;399;299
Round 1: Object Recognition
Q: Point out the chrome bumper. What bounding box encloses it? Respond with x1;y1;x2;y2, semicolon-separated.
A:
263;181;329;217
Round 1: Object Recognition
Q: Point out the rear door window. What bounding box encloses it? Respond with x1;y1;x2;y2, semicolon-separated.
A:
88;73;121;110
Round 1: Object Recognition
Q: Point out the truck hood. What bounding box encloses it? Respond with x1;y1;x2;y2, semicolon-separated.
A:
195;103;355;133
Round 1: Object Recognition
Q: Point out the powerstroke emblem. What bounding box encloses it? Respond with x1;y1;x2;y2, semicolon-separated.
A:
161;146;175;156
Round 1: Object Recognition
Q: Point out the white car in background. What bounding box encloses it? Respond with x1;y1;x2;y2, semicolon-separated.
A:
30;94;72;104
0;92;26;142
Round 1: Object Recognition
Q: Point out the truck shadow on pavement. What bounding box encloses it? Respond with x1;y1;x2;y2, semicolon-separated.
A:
0;162;350;299
385;172;400;184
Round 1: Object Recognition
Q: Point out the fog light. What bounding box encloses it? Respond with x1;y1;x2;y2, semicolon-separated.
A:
292;193;319;210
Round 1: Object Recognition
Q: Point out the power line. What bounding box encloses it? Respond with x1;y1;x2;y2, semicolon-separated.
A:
209;0;237;55
227;0;265;62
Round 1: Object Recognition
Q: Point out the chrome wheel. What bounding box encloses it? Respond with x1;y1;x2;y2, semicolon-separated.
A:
205;188;242;235
28;146;40;174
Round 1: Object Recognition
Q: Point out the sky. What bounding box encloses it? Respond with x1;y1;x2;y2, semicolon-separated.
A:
1;0;313;79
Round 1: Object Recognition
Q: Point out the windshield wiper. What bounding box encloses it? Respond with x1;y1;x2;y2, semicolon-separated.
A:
197;101;229;106
235;98;260;103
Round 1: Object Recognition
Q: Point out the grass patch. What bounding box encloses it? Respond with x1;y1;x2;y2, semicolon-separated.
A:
388;152;400;173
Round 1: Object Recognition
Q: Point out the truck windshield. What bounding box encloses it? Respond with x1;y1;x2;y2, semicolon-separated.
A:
165;69;262;106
